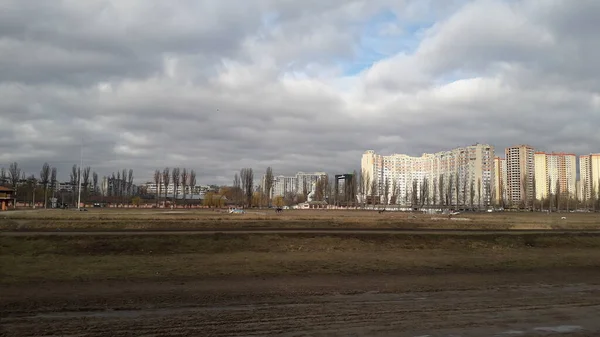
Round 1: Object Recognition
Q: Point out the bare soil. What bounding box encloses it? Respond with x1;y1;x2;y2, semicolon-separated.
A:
2;271;600;337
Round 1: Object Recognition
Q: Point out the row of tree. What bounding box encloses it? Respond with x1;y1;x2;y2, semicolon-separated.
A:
152;167;197;207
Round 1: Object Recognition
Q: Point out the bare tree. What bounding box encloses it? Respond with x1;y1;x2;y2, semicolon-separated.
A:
40;163;51;208
70;165;79;206
233;173;242;206
0;167;6;186
116;171;121;198
455;174;460;209
391;179;397;205
181;168;188;207
163;168;170;206
432;178;438;207
522;173;529;210
240;168;254;208
555;179;561;211
470;179;475;209
462;175;468;209
420;177;429;208
50;167;57;202
189;170;197;206
92;172;99;196
8;162;21;190
438;175;445;207
411;179;418;207
363;171;371;206
82;167;91;204
154;170;161;207
172;167;181;206
477;178;482;210
127;169;134;196
264;167;274;207
447;174;454;208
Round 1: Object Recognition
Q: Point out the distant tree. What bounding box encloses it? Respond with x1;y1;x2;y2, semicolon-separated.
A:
82;167;91;203
470;179;475;209
132;196;142;207
462;174;468;208
477;178;482;210
162;168;170;206
172;167;181;206
432;178;438;207
264;167;274;207
240;168;254;208
154;170;161;207
555;179;561;211
50;167;57;201
455;174;460;208
92;172;99;196
420;177;429;208
9;162;21;190
127;169;134;196
233;173;242;206
189;170;197;206
447;174;454;208
40;163;51;208
181;168;188;206
363;171;371;206
70;165;79;206
438;175;445;207
411;179;418;207
522;173;529;210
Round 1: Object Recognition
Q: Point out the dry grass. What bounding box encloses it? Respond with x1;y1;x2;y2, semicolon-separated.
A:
1;208;599;230
2;232;600;284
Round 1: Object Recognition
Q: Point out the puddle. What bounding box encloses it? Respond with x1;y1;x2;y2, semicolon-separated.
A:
533;325;583;333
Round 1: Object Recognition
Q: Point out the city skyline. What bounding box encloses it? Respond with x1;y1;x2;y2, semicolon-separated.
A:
1;1;599;185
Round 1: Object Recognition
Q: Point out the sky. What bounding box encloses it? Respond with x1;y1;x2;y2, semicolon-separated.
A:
1;0;599;185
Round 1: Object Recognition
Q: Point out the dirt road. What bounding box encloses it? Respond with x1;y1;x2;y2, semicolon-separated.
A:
3;228;600;236
3;271;600;336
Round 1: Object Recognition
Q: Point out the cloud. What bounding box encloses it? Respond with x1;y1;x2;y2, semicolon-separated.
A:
1;0;599;185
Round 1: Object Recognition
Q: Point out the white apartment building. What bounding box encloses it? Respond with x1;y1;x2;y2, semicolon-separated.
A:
534;152;577;200
579;154;600;200
268;172;328;198
505;145;535;205
362;144;495;206
143;182;206;198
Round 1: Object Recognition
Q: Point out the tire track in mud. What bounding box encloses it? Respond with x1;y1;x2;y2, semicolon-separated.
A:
4;285;600;336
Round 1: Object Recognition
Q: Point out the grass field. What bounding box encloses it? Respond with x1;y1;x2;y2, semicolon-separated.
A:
3;209;600;336
1;208;599;230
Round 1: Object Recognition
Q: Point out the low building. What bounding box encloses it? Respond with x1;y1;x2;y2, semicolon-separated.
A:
0;186;15;211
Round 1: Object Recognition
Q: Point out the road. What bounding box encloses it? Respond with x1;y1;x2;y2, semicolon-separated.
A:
2;228;600;236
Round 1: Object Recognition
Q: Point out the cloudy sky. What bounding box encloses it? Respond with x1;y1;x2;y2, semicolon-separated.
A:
1;0;599;184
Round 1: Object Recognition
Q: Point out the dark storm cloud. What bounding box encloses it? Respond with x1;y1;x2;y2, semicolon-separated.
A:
1;0;599;184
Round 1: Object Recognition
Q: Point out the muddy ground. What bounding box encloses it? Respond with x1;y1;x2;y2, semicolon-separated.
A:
3;270;600;337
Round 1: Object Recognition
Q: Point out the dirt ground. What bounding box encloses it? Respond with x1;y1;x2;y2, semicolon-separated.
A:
3;270;600;337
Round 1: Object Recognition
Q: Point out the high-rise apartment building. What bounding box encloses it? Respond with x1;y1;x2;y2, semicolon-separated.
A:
493;157;507;204
505;145;535;206
533;152;577;200
361;144;495;206
269;172;328;198
579;154;600;200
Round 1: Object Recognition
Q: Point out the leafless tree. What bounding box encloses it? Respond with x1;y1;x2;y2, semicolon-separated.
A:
116;171;121;197
154;170;161;207
391;179;397;205
240;168;254;208
233;173;242;206
447;174;454;208
82;167;91;203
462;175;468;209
264;167;274;207
370;178;378;205
455;174;460;209
172;167;181;206
70;165;79;206
363;171;371;206
92;172;98;195
8;162;21;190
0;167;6;186
432;178;438;207
127;169;134;196
162;168;170;206
522;173;529;210
411;179;418;207
383;178;390;205
121;169;127;203
470;179;475;209
189;170;197;206
555;179;561;211
50;167;57;201
438;175;445;207
40;163;51;208
181;168;188;206
477;178;482;210
420;177;429;208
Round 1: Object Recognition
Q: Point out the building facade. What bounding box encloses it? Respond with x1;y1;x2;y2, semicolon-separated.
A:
269;172;328;198
505;145;535;206
361;144;495;207
534;152;577;200
493;157;507;205
579;154;600;200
